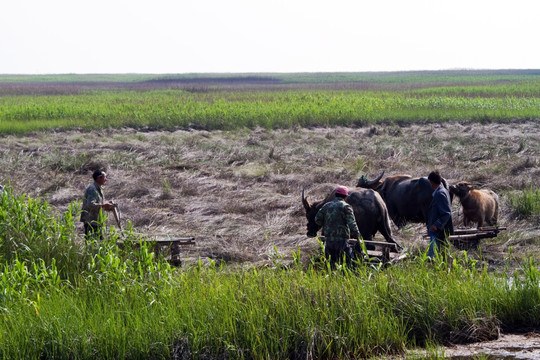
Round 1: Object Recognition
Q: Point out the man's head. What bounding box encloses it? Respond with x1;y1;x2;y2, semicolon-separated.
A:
93;169;108;186
335;185;349;198
428;170;442;189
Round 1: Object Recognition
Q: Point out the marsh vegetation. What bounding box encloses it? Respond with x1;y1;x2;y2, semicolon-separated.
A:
0;71;539;359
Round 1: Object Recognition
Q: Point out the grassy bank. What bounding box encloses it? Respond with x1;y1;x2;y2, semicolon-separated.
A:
0;90;538;135
1;187;540;359
0;71;539;135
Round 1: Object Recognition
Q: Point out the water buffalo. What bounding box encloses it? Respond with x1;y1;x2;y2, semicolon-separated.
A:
302;187;401;248
449;181;499;228
356;171;449;228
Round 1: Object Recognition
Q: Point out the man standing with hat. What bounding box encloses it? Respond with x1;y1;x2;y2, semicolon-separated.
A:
80;169;116;240
315;185;360;267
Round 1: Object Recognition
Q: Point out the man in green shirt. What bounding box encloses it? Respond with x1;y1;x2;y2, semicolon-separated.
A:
80;169;115;239
315;186;360;267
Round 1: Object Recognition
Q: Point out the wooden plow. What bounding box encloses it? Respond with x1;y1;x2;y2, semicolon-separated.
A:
319;236;405;264
117;237;196;266
110;202;196;266
448;226;507;250
424;226;507;250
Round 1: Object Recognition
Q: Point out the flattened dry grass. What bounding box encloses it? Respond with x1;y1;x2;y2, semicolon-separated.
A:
0;122;539;267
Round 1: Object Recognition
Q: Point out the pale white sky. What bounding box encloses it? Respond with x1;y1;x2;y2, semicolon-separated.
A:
1;0;538;74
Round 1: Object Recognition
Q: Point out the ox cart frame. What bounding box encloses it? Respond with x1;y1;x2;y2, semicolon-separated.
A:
111;205;196;266
318;236;404;264
447;226;507;250
423;226;507;250
117;237;196;266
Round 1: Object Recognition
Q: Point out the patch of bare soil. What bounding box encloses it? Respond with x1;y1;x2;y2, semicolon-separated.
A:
441;332;540;359
0;121;539;269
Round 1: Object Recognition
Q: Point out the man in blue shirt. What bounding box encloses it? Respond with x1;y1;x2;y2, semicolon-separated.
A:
427;170;454;259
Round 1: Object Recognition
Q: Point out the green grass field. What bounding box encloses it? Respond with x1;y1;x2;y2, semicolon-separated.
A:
0;70;538;135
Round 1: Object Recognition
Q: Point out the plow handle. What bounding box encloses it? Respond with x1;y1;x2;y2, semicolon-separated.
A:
111;202;124;235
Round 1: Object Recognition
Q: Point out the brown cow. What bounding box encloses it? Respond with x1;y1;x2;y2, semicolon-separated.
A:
449;181;499;228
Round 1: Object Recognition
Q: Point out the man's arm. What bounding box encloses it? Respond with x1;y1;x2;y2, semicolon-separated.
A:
344;205;360;238
85;186;114;212
315;206;325;227
84;187;101;211
431;191;452;231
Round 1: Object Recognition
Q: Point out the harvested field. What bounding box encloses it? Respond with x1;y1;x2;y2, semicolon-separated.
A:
1;121;539;269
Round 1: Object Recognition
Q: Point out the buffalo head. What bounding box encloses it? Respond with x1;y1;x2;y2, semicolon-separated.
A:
449;181;474;199
356;170;385;189
302;188;322;237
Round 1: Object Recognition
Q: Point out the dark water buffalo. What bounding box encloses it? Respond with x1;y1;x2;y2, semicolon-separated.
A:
449;181;499;228
302;187;401;248
356;171;449;228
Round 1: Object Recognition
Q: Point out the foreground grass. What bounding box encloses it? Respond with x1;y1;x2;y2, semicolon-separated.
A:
1;188;540;359
2;248;539;359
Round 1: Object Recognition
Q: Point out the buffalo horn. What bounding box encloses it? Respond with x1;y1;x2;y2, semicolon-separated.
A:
302;187;310;210
367;170;385;186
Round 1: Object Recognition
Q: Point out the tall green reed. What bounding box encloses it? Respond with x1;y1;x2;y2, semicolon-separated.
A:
0;88;538;134
0;186;86;279
1;186;540;358
1;252;540;359
508;186;540;218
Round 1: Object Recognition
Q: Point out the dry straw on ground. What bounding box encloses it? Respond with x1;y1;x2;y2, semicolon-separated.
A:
1;121;539;269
